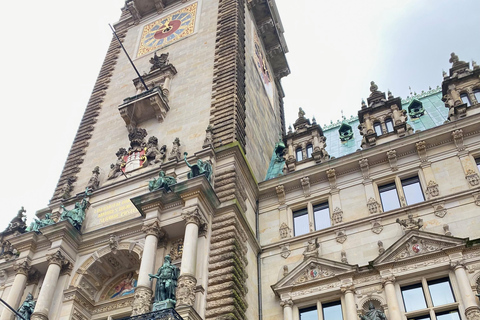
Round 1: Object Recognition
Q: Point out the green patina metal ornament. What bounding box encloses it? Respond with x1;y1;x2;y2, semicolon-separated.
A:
60;188;91;231
149;254;180;310
148;170;177;192
184;152;213;183
27;213;56;233
265;139;286;180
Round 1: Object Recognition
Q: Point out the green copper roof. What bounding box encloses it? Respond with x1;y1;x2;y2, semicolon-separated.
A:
321;86;446;158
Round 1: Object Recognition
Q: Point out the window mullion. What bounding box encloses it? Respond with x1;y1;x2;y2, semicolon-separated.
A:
395;177;406;207
422;278;434;308
307;202;314;232
317;301;323;320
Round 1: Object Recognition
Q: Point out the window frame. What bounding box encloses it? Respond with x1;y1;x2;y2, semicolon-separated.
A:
460;93;471;107
376;174;425;212
293;208;309;237
307;144;313;158
296;148;304;162
374;122;383;136
291;199;332;237
385;118;395;133
298;301;344;320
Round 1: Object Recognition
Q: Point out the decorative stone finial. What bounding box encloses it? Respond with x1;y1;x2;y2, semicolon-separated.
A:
312;116;317;125
361;99;367;109
387;90;393;100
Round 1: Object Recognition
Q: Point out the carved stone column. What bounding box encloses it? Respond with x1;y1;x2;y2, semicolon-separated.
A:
131;220;165;316
31;251;69;320
451;261;480;320
0;261;31;320
176;207;203;307
280;299;293;320
382;276;402;320
341;285;357;320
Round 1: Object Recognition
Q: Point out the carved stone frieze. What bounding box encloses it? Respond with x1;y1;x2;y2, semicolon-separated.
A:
141;220;165;239
279;222;291;239
394;236;441;261
466;169;480;186
433;201;447;218
367;197;381;214
176;274;197;306
336;229;347;244
396;214;423;230
425;180;439;199
292;262;336;284
332;207;343;224
131;286;152;316
276;185;286;205
371;219;383;234
301;177;310;197
359;158;370;180
387;150;398;171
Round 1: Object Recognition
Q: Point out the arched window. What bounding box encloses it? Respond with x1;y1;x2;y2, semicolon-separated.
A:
385;118;394;133
461;94;471;106
306;145;313;158
296;148;303;161
374;122;383;136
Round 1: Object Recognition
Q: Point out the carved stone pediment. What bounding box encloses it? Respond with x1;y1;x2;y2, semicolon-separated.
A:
272;257;356;294
373;230;466;266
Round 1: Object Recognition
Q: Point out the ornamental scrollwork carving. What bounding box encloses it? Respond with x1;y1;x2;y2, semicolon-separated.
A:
181;207;204;227
371;219;383;234
367;198;380;214
131;287;152;316
279;222;290;239
332;207;343;224
141;220;165;239
13;260;31;276
396;213;423;230
46;251;69;267
176;274;197;306
425;180;439;199
336;229;347;244
466;169;480;186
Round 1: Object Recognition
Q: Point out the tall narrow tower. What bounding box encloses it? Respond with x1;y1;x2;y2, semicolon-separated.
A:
0;0;289;319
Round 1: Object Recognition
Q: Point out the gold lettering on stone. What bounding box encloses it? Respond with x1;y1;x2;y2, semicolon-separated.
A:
94;199;138;224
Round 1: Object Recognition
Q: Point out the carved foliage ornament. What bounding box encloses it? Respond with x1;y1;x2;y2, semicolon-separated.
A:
426;180;439;198
176;274;196;306
142;220;165;239
47;251;69;267
279;222;290;239
294;262;335;284
466;169;480;186
131;287;152;316
367;197;380;214
332;207;343;224
182;207;204;227
13;260;31;276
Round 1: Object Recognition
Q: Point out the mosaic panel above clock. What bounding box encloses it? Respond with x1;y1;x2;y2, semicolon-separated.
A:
137;2;198;58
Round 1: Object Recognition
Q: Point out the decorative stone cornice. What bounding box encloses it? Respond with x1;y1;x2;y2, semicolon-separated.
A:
13;260;31;276
141;220;165;239
47;251;69;267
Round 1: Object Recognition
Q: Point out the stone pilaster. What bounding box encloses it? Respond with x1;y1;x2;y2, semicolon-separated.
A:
0;261;31;320
31;251;69;320
451;261;480;320
131;220;164;316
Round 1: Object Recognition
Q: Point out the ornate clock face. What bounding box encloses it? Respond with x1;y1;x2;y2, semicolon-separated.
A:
137;3;198;58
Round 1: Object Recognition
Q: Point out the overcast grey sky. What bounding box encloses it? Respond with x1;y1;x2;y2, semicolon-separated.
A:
0;0;479;230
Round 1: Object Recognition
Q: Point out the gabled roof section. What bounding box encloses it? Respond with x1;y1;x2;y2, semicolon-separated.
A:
272;256;357;294
372;230;467;266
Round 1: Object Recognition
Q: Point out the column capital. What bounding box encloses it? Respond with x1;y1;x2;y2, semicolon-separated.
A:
60;261;74;276
340;285;355;294
182;207;204;226
450;259;466;270
141;220;165;238
13;260;31;276
465;306;480;320
46;251;69;267
280;298;293;308
381;275;396;286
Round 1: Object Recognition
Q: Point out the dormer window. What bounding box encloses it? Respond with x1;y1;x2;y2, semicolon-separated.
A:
306;145;313;158
374;123;383;136
338;122;354;141
461;94;471;106
385;118;394;133
408;99;425;118
296;148;303;161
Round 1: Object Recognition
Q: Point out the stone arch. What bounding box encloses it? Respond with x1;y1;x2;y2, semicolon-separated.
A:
358;296;386;313
472;271;480;294
70;240;144;302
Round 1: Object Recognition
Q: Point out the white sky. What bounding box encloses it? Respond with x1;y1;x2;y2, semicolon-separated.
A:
0;0;479;230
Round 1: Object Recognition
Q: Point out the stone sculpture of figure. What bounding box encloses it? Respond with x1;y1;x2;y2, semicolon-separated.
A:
168;138;181;161
303;238;320;260
86;166;101;191
16;293;35;320
60;189;91;231
5;206;27;233
108;148;127;180
27;213;56;234
149;255;180;307
145;136;165;165
184;152;213;183
360;302;387;320
148;171;177;192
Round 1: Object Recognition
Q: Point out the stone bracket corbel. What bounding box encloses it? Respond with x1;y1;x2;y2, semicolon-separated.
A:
387;150;398;171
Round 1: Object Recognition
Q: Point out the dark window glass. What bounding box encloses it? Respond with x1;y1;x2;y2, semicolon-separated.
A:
436;311;460;320
378;183;400;211
374;123;383;136
296;148;303;161
476;158;480;172
314;203;330;230
428;279;455;306
323;301;343;320
474;90;480;104
408;316;431;320
293;209;309;236
300;307;318;320
401;176;424;205
385;119;394;133
401;284;427;312
461;94;471;106
307;145;313;158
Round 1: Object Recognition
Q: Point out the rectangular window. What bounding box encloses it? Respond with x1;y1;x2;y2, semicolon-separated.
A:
385;119;394;133
300;302;343;320
296;148;304;161
300;306;318;320
313;203;330;230
307;145;313;158
293;209;309;236
401;278;458;320
374;123;383;136
475;157;480;172
401;176;424;205
461;94;471;106
379;182;400;212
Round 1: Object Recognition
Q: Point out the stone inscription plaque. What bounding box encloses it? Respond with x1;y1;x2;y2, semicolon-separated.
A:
84;198;140;232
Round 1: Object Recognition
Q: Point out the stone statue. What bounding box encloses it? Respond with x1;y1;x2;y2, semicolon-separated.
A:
16;293;35;320
60;189;91;231
27;213;56;233
148;170;177;192
145;136;165;165
303;238;320;260
108;148;127;180
86;166;101;191
4;206;27;234
168;137;181;161
149;255;180;310
184;152;213;183
360;302;387;320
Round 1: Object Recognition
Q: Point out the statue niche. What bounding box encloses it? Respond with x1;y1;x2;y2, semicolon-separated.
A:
149;254;180;310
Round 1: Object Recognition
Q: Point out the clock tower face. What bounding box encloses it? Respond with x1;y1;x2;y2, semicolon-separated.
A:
137;3;198;58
